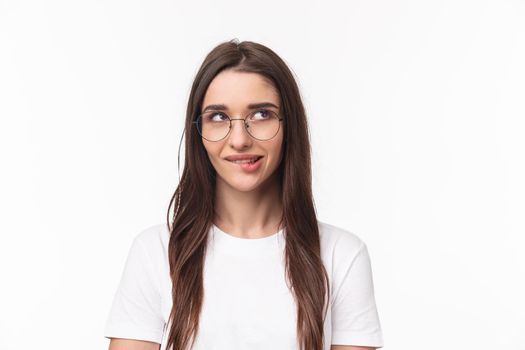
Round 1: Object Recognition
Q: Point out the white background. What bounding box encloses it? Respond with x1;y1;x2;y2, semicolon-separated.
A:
1;0;524;349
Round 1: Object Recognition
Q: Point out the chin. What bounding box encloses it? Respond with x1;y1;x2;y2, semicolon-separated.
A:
229;181;262;192
219;176;262;192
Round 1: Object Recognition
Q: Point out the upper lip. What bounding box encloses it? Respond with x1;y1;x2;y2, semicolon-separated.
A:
224;154;263;161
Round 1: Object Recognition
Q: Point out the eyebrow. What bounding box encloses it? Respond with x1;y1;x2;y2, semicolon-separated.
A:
202;102;279;113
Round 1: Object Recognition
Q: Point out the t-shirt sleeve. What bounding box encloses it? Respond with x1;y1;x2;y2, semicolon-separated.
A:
103;235;166;343
331;240;384;348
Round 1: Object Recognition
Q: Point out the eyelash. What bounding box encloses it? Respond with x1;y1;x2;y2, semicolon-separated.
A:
211;109;272;119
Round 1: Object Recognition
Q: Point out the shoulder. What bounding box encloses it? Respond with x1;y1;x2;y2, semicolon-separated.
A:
132;223;170;260
317;220;368;270
318;220;366;253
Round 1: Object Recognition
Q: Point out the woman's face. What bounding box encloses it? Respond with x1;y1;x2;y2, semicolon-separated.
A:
200;69;284;192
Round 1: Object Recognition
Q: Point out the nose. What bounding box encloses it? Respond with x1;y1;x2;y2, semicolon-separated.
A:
227;118;252;147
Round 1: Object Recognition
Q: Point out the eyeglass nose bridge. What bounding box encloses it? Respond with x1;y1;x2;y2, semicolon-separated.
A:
227;117;251;133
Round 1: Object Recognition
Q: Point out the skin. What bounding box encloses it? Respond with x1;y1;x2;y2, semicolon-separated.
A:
108;339;159;350
108;70;376;350
201;69;285;239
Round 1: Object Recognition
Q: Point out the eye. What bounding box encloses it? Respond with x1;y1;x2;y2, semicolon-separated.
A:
204;111;229;122
250;109;272;120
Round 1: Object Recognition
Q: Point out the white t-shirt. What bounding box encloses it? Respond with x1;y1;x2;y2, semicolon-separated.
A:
103;220;384;349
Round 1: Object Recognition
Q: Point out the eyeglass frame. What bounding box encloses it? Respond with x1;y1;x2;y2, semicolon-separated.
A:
192;109;284;142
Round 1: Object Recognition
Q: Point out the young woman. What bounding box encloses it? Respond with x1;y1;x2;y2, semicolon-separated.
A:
104;39;384;350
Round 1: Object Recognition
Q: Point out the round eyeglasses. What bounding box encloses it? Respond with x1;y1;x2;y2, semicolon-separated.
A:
193;109;284;142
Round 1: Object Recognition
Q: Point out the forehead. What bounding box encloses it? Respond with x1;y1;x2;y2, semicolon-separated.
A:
202;70;280;111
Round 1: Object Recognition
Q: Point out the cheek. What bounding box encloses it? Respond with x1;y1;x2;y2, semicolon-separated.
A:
203;140;219;156
202;142;223;166
269;135;284;164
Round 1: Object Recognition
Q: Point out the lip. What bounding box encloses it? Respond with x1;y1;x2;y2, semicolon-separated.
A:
224;154;264;161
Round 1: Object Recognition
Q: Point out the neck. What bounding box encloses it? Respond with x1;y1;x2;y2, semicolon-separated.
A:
213;174;283;239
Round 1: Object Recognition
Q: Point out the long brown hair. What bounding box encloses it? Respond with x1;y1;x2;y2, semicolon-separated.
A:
165;38;330;350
